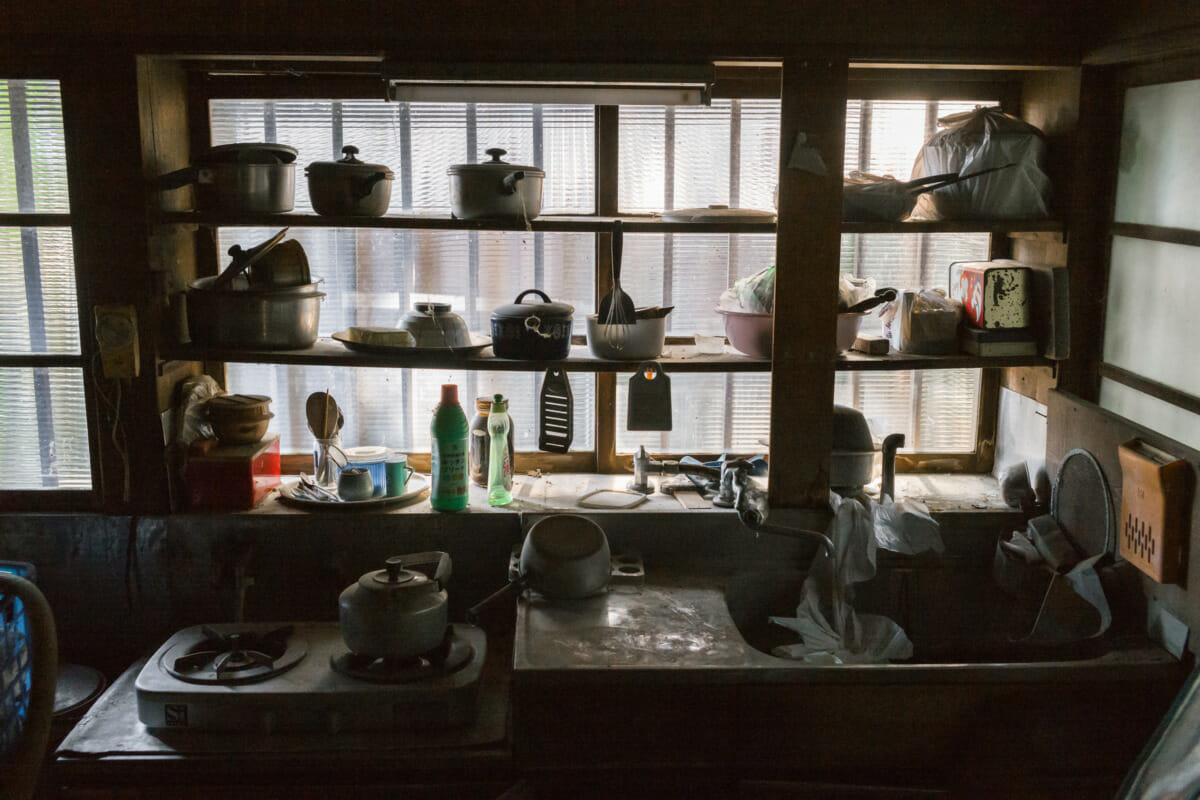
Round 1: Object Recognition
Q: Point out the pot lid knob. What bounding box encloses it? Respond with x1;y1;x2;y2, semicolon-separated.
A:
383;555;415;584
484;148;508;164
339;145;363;164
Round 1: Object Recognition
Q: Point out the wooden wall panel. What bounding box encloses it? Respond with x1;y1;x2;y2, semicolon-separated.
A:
1047;389;1200;654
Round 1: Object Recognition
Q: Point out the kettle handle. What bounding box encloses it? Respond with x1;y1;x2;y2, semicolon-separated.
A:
397;551;452;586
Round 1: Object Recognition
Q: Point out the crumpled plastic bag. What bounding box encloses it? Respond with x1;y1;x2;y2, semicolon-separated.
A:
769;492;944;664
720;265;775;313
873;495;944;556
880;289;963;355
910;106;1051;220
838;273;876;311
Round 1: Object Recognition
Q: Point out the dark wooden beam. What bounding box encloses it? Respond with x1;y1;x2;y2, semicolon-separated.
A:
768;57;848;509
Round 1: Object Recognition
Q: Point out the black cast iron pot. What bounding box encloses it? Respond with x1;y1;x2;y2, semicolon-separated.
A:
490;289;574;360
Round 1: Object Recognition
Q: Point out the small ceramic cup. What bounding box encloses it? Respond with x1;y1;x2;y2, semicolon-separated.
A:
337;467;375;502
385;453;415;497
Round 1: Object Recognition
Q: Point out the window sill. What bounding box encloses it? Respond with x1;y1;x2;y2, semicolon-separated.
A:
230;472;1016;517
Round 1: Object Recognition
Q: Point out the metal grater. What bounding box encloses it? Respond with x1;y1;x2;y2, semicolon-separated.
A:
538;368;573;453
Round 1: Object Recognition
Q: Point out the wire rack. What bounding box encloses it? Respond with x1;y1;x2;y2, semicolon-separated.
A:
0;563;35;757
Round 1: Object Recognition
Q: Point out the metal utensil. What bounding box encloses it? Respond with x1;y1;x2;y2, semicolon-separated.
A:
634;306;674;319
842;287;897;314
210;228;289;292
597;221;635;350
299;473;342;502
538;368;573;453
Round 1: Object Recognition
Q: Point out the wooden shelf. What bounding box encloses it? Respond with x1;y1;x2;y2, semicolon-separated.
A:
154;210;1063;237
163;340;772;372
152;211;777;235
163;337;1051;373
840;219;1063;235
837;350;1052;370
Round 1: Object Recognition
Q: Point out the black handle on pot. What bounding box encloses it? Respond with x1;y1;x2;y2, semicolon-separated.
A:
467;577;526;624
501;170;527;195
358;171;389;198
153;164;199;191
513;289;552;305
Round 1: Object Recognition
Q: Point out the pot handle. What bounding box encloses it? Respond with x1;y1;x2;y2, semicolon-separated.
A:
467;577;525;624
357;171;389;198
153;164;199;191
501;170;527;195
397;551;453;587
513;289;552;305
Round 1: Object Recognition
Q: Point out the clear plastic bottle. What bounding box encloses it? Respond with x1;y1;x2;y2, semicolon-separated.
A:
430;384;469;511
486;394;513;506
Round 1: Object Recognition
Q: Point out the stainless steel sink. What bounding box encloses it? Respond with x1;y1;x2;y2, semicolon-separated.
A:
723;567;1116;664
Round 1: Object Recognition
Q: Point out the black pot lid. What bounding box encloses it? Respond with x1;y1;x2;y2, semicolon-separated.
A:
198;142;298;165
306;145;394;178
447;148;544;178
492;289;573;320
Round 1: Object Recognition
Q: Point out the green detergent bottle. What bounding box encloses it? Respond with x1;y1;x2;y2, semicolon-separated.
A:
430;383;469;511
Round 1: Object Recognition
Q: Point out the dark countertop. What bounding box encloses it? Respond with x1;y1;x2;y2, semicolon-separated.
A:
51;631;514;791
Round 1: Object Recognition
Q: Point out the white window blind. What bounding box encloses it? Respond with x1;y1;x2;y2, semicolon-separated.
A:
0;80;90;490
210;100;596;454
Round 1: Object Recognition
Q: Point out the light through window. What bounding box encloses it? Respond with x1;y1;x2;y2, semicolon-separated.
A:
0;80;91;490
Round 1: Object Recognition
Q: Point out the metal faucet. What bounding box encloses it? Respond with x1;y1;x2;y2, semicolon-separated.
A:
629;445;721;494
712;459;836;557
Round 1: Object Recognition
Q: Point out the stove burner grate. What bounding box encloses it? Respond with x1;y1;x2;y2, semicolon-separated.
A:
330;628;473;683
163;624;308;684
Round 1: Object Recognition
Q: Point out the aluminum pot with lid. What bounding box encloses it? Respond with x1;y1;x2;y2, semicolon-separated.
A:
491;289;573;360
338;552;451;660
448;148;544;221
157;143;297;213
186;275;324;350
306;145;394;217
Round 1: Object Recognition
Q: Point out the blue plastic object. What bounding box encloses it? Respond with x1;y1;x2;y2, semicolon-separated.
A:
1;562;36;757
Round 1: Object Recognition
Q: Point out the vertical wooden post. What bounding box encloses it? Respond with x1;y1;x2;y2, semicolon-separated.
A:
595;105;620;472
1057;64;1120;402
60;57;178;512
768;57;848;509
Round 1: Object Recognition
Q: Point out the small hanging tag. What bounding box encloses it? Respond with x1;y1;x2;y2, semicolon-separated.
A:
626;362;672;431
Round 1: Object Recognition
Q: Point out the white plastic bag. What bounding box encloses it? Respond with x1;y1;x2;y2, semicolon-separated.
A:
910;106;1051;220
770;493;916;664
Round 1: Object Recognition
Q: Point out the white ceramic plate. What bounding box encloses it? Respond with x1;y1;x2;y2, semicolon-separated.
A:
276;473;429;510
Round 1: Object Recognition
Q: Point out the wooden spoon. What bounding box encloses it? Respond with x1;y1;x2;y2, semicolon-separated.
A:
305;390;341;439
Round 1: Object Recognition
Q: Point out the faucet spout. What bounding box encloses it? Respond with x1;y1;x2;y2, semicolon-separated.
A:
714;459;836;557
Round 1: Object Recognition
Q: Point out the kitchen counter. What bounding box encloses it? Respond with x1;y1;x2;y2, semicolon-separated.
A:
51;631;515;793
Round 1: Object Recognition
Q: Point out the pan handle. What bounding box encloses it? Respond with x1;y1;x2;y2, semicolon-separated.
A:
907;162;1017;196
467;577;526;624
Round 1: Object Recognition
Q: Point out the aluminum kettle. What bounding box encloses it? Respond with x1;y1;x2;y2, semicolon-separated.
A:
338;552;451;660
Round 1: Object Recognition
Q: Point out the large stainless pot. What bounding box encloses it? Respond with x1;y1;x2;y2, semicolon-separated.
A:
186;275;324;350
338;552;451;660
158;143;297;213
305;145;394;216
447;148;544;221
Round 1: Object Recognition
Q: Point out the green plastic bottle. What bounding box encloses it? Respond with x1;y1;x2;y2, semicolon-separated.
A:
486;394;513;506
430;383;469;511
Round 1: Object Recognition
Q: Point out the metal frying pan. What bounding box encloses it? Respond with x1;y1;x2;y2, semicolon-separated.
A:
468;515;611;621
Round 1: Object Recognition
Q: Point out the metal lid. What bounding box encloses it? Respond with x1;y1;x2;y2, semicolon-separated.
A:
492;289;573;320
362;556;433;592
198;142;298;165
305;145;394;179
446;148;544;178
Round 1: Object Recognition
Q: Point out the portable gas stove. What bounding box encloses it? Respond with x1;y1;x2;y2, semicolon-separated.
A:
135;621;485;734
